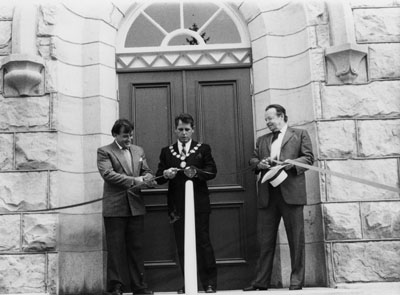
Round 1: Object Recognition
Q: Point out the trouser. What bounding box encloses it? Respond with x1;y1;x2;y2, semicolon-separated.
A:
104;216;147;292
252;186;305;288
173;212;218;290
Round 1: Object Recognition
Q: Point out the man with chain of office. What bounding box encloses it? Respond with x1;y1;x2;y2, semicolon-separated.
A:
156;113;218;294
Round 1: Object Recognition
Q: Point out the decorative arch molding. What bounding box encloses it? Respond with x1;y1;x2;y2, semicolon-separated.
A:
116;0;251;71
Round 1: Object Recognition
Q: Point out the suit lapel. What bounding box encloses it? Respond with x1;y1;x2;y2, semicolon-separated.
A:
280;127;295;150
111;142;133;175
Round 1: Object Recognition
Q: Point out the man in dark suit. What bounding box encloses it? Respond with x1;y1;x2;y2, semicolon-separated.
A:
97;119;154;295
244;104;314;291
156;113;217;294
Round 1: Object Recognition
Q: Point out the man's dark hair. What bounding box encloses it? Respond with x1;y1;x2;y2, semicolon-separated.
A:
265;104;288;122
174;113;195;128
111;119;134;136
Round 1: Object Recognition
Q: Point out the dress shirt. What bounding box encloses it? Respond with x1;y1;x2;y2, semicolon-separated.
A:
270;124;288;161
178;140;192;157
115;140;133;174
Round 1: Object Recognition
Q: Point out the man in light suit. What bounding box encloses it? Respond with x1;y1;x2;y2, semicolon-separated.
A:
244;104;314;291
156;113;217;294
97;119;154;295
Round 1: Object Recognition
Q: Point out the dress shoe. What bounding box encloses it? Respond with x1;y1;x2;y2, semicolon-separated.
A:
135;288;153;295
177;286;185;294
289;286;302;290
243;285;268;291
110;284;123;295
205;285;216;293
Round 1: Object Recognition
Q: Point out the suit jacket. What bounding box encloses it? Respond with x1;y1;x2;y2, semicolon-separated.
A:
156;141;217;215
97;141;153;217
249;127;314;207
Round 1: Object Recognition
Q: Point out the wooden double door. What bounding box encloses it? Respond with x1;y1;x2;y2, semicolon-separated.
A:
118;68;257;291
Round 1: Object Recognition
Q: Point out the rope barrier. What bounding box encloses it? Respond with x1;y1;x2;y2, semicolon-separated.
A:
2;160;398;214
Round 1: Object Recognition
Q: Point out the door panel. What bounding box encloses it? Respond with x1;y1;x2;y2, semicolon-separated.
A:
118;69;256;291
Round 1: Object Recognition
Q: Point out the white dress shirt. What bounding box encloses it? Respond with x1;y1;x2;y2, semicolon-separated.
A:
270;124;288;161
178;140;192;157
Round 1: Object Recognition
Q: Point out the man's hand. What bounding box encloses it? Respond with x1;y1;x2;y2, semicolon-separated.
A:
184;166;197;178
257;158;271;170
283;159;294;171
132;176;146;188
142;173;156;188
163;168;178;179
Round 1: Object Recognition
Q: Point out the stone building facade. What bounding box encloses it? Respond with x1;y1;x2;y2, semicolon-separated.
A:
0;0;399;294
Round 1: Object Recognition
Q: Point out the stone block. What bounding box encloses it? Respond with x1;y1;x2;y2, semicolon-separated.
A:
59;213;103;252
304;0;329;26
54;37;115;68
258;2;307;36
305;242;327;286
0;172;48;211
321;81;400;119
362;202;400;239
45;60;57;93
252;58;270;94
332;241;400;282
0;215;20;251
15;132;57;170
247;13;267;41
316;24;330;48
252;28;314;60
351;0;398;7
63;1;120;28
59;251;105;294
57;132;83;172
254;83;318;128
0;21;11;55
304;204;324;243
0;3;14;20
0;133;13;170
38;3;57;37
317;120;357;158
22;214;58;251
335;282;400;295
358;119;400;157
369;44;400;80
0;254;46;293
323;203;362;240
54;93;83;134
83;96;118;135
238;1;261;23
354;8;400;43
267;51;313;89
57;63;116;99
55;4;116;45
49;171;103;214
38;37;52;59
0;95;50;131
326;159;399;202
47;253;58;295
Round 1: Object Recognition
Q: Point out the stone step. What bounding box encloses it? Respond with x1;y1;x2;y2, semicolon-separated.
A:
149;287;362;295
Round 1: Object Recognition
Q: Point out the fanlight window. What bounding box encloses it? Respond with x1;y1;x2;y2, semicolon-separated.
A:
116;0;251;71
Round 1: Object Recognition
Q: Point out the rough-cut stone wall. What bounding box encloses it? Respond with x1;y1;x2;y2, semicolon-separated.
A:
239;0;327;287
0;3;58;294
321;0;400;286
0;1;122;294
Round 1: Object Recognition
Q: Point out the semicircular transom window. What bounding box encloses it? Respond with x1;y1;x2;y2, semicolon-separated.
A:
116;0;251;71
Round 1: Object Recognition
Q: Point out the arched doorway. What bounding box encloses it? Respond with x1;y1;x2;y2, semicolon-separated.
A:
116;0;256;291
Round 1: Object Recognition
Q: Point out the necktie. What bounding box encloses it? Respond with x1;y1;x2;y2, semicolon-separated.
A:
123;148;133;174
181;145;187;158
272;130;280;143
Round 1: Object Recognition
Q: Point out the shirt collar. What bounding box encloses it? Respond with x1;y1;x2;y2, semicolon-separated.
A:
178;139;192;149
280;124;288;135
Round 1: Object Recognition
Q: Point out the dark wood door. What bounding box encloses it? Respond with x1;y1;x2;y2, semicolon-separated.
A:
118;69;256;291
